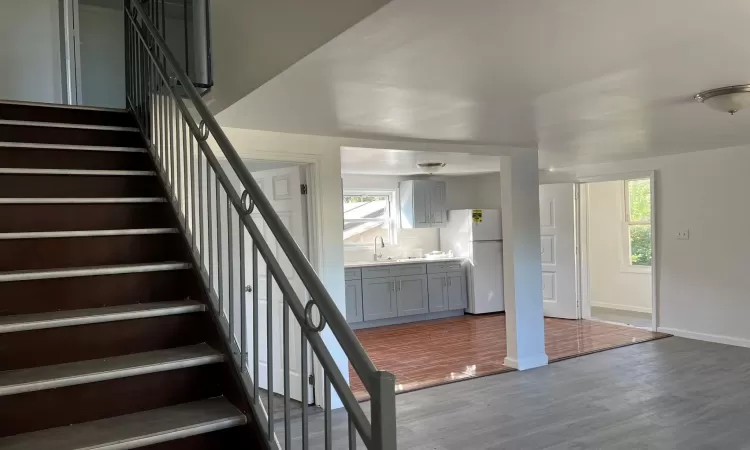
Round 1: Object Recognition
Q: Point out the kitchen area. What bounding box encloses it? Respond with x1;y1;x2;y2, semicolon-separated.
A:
341;147;509;396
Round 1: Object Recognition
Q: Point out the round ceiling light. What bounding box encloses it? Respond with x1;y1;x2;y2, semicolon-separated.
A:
416;162;446;174
695;85;750;115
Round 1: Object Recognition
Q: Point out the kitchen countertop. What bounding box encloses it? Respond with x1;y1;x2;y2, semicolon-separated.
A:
345;257;466;269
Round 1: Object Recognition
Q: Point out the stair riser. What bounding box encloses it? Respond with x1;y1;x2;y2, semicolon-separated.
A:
0;173;162;198
0;315;208;371
0;270;202;316
0;124;143;147
0;365;224;437
0;234;188;272
0;203;175;232
0;103;135;127
0;148;151;170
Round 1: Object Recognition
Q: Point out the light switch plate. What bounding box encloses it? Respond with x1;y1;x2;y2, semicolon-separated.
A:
677;230;690;240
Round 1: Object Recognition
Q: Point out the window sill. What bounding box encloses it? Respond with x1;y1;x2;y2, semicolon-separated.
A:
620;265;652;274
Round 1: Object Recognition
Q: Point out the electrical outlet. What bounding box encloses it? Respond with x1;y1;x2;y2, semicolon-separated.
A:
677;230;690;240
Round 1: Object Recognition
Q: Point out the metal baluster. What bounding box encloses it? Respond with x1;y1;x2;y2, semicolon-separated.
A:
175;115;182;203
207;169;214;292
301;333;309;450
183;118;190;223
228;204;235;345
166;93;173;190
239;217;247;371
325;373;332;450
197;149;204;268
267;265;274;439
349;419;357;449
253;242;259;404
189;135;196;253
216;177;224;312
372;371;398;450
283;297;291;450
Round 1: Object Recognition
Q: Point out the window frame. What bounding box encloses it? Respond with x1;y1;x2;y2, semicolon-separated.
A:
622;178;652;273
342;189;397;248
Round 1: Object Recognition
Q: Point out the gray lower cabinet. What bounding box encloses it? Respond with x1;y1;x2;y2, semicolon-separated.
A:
447;272;467;310
427;274;448;312
362;277;398;321
427;271;467;312
396;275;429;316
345;280;364;323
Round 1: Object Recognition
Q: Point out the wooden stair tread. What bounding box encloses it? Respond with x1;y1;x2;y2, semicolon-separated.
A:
0;344;223;396
0;397;247;450
0;261;191;282
0;300;204;334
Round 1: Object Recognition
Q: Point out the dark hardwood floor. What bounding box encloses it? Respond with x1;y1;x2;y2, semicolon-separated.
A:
350;313;668;399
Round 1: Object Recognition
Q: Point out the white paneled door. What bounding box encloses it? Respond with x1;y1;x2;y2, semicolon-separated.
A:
245;165;311;403
539;184;578;319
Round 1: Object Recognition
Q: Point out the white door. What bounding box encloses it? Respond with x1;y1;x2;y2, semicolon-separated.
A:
539;184;578;319
245;165;311;402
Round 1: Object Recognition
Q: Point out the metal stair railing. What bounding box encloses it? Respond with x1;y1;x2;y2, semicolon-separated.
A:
123;1;397;448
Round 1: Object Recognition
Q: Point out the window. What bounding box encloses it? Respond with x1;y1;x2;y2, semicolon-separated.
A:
343;191;395;246
624;178;652;267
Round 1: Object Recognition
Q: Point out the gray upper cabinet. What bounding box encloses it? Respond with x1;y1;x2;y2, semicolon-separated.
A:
427;274;448;312
399;180;447;228
362;277;398;321
396;275;429;316
447;272;467;310
345;280;364;323
430;181;447;226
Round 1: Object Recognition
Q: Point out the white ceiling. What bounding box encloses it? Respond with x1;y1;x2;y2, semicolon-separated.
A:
341;147;501;175
217;0;750;168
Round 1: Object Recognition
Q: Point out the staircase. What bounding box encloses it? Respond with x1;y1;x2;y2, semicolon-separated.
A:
0;101;265;449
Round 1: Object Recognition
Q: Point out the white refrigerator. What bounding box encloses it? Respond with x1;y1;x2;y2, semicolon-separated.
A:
440;209;504;314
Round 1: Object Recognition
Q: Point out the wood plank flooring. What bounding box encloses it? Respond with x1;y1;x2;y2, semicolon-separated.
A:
284;337;750;449
351;313;668;399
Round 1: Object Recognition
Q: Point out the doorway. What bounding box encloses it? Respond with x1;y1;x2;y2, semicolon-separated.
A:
539;174;657;331
241;160;316;415
580;177;655;330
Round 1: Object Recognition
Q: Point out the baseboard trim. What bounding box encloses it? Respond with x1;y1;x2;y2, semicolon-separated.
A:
592;302;652;314
349;310;464;330
657;327;750;349
504;353;549;371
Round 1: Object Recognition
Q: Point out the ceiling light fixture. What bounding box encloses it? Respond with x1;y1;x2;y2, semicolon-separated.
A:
695;84;750;115
416;162;446;175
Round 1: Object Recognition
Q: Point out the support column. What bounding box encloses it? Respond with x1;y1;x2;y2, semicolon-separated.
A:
500;152;548;370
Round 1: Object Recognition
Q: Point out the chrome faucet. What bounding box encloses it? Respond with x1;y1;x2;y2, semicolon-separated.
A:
373;236;385;261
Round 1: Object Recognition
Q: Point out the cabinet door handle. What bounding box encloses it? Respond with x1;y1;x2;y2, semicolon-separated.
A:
442;276;446;287
398;281;402;291
448;277;452;287
392;282;395;292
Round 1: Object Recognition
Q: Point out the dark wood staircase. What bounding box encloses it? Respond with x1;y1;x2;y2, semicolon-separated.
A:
0;102;266;449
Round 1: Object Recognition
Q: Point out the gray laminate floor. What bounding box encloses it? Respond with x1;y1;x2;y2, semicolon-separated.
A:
278;337;750;449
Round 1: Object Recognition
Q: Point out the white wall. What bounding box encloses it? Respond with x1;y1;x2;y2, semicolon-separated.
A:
0;0;63;103
542;145;750;348
79;4;125;108
587;181;652;313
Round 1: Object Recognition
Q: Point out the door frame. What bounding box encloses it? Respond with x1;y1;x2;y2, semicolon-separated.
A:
576;171;658;331
59;0;83;105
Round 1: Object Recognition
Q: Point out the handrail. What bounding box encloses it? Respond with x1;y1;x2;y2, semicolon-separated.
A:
124;1;396;449
129;0;378;389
